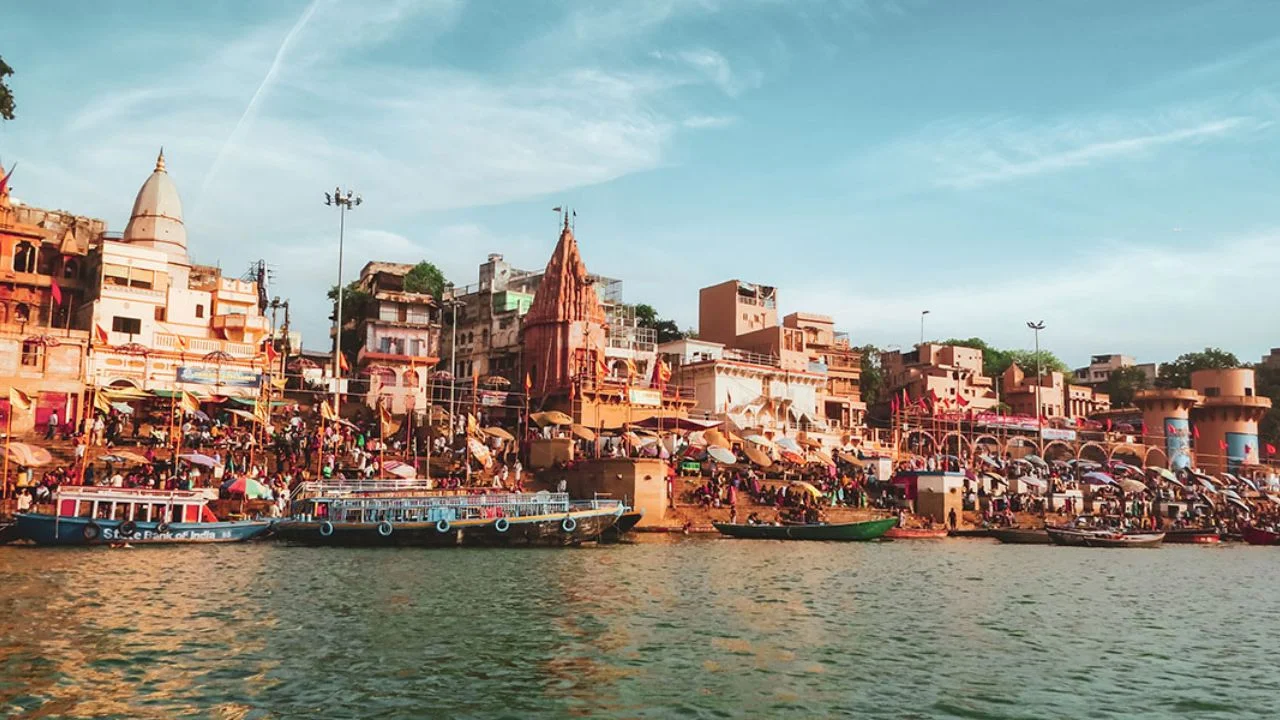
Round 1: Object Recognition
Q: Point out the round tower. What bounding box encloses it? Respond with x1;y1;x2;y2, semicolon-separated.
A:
1133;388;1200;469
1190;368;1271;473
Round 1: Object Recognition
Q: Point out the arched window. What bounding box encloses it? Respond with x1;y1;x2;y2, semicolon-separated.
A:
14;303;30;323
37;245;58;276
12;242;36;273
367;366;396;387
62;259;79;279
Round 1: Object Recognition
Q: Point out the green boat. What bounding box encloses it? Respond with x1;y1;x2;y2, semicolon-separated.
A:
713;516;898;541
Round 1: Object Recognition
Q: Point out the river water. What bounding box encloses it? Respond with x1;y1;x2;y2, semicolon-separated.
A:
0;537;1276;719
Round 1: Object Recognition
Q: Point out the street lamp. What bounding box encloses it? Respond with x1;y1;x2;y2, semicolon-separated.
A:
325;187;361;407
920;310;930;346
441;283;463;436
1027;321;1045;434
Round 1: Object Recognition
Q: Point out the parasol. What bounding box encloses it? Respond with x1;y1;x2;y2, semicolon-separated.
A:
221;476;272;499
686;431;708;447
380;460;417;479
744;434;774;448
1117;478;1148;494
1022;454;1048;467
811;450;836;467
482;426;515;442
5;443;52;468
531;410;573;427
179;453;221;468
571;424;597;442
743;445;772;468
481;375;511;388
108;449;151;465
1081;471;1115;486
703;429;732;450
780;450;806;465
1146;467;1177;482
774;436;803;453
792;481;823;498
707;446;737;464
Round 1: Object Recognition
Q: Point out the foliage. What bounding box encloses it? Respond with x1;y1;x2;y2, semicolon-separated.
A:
857;344;883;406
0;55;13;121
1103;365;1150;408
403;261;447;298
941;337;1067;378
327;281;371;359
1006;349;1070;377
634;303;687;344
1254;363;1280;449
1156;348;1240;389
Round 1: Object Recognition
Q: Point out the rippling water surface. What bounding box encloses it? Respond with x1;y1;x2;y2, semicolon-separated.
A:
1;537;1277;719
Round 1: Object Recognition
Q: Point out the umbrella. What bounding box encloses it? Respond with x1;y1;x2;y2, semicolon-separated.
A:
1226;495;1251;512
1222;488;1243;501
227;408;264;424
780;450;806;465
571;424;597;442
744;434;774;448
1022;454;1047;467
980;471;1006;485
481;375;511;388
179;453;221;468
1146;467;1177;482
811;450;836;467
108;449;151;465
221;476;272;499
703;429;732;450
1197;477;1218;492
743;445;772;468
707;446;737;464
381;460;416;479
1081;471;1115;485
686;431;708;447
483;426;515;442
1239;476;1260;491
792;481;823;498
977;453;1003;468
1117;478;1148;494
774;436;803;453
110;402;135;415
531;411;573;427
1019;476;1048;490
5;443;52;468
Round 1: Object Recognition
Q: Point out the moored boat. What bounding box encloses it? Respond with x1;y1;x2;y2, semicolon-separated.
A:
713;516;897;541
1242;526;1280;546
989;527;1051;544
948;527;993;538
600;509;643;543
884;526;949;540
1046;526;1164;548
1163;528;1221;544
274;481;624;547
14;486;272;546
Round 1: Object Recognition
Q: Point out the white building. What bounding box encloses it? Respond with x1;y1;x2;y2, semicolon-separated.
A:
83;151;270;397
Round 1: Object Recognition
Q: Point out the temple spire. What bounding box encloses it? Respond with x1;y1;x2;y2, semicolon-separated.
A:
155;147;166;173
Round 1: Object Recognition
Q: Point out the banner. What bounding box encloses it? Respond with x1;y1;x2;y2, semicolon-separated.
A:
1164;417;1191;470
176;366;262;388
628;388;661;407
1039;428;1077;442
478;390;508;407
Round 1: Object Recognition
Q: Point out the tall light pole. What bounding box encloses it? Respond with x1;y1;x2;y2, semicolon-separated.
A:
325;187;361;408
442;284;462;437
1027;320;1045;436
920;310;930;346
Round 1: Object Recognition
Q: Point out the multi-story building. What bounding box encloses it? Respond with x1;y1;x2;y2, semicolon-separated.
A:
1135;368;1271;472
1000;365;1110;420
84;151;271;398
782;312;864;429
1072;353;1158;387
880;344;999;412
348;261;441;413
0;166;101;431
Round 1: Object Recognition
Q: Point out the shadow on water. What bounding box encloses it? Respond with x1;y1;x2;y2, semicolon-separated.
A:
0;538;1276;719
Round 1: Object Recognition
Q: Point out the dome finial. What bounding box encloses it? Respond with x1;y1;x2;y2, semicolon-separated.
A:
156;147;166;173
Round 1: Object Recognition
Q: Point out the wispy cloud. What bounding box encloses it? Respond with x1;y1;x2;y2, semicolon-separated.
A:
652;48;761;97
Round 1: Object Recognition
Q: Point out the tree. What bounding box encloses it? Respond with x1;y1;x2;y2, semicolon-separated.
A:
1006;349;1070;377
942;337;1014;377
1156;348;1239;389
1104;365;1150;408
857;344;883;406
403;261;447;298
634;303;686;343
0;55;13;121
1253;363;1280;451
327;281;371;360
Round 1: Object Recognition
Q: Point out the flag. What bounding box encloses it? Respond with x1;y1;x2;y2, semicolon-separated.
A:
271;376;286;390
928;389;940;404
1104;418;1112;432
7;388;33;412
1166;424;1176;435
956;394;969;407
1267;443;1277;456
1192;425;1200;440
625;358;638;380
1140;421;1147;436
50;279;63;306
94;390;112;415
174;335;189;353
380;404;395;436
262;339;278;363
337;353;350;374
1245;444;1252;455
180;392;200;415
1218;439;1228;452
320;399;337;422
94;324;109;345
253;397;269;425
890;397;899;414
0;163;15;197
524;372;532;393
466;412;478;436
595;352;609;379
653;358;671;389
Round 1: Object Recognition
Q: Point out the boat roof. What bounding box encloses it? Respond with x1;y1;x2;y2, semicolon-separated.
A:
55;485;206;503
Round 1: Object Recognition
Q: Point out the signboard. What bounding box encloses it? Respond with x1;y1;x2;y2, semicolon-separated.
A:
176;366;262;388
1164;417;1191;470
1039;428;1077;442
629;388;661;407
478;390;508;407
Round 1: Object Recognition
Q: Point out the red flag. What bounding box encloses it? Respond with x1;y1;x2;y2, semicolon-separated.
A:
1140;421;1147;436
0;163;15;198
1193;425;1200;440
928;388;940;404
94;324;109;345
1166;424;1176;435
1105;418;1112;432
890;397;899;413
901;389;909;409
1218;439;1228;452
1245;444;1252;454
338;353;350;373
50;279;63;306
1267;443;1277;456
956;394;969;407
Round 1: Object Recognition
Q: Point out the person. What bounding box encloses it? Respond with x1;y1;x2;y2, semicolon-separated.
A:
47;410;59;440
948;507;958;530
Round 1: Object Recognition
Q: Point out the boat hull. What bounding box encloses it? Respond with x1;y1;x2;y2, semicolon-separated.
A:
989;528;1050;544
884;527;949;540
1046;527;1164;548
274;507;621;547
13;514;272;546
713;517;897;541
600;510;643;543
1163;529;1221;544
1242;526;1280;546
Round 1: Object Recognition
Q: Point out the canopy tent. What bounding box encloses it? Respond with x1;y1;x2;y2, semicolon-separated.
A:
530;411;573;427
227;397;288;408
631;415;723;432
707;446;737;464
482;426;515;442
5;443;52;468
101;388;151;401
109;402;135;415
227;408;265;424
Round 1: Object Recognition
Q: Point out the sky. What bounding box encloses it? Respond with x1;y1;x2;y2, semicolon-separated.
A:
2;0;1279;369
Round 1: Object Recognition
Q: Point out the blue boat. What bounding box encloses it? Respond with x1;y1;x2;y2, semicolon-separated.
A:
14;486;272;546
274;480;624;547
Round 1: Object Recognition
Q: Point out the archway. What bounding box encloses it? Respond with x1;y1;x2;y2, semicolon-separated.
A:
1109;443;1144;466
12;242;35;273
903;428;937;457
938;430;970;458
1004;435;1039;459
1143;446;1169;468
1042;440;1074;463
1078;441;1108;464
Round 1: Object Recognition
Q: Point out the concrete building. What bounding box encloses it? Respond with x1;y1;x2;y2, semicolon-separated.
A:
1072;353;1157;387
698;280;776;347
349;261;441;414
1000;364;1110;420
1134;368;1271;472
782;312;864;429
84;151;271;398
0;166;101;431
1260;348;1280;369
880;344;998;412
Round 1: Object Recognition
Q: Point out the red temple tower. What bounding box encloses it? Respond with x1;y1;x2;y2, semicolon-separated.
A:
521;214;607;411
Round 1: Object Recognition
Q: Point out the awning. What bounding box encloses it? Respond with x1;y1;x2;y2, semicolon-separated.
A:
110;402;135;415
632;416;723;431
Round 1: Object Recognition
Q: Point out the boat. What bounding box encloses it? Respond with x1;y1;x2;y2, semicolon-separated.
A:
948;527;993;538
600;509;644;543
989;527;1051;544
883;526;949;540
1046;526;1165;548
1242;526;1280;546
712;516;897;541
274;480;624;547
14;486;272;546
1163;528;1221;544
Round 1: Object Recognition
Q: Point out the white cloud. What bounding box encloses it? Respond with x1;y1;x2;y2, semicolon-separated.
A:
682;114;736;129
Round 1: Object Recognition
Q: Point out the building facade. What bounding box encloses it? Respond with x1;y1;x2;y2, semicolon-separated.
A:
1135;368;1272;473
880;344;999;412
1072;353;1158;387
1000;365;1110;420
349;262;441;414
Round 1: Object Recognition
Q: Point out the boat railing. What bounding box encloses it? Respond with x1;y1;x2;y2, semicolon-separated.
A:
294;479;437;496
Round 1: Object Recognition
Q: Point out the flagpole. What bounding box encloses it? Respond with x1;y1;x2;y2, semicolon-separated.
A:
2;409;11;500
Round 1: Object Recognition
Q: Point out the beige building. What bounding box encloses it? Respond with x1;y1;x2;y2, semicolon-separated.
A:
880;344;998;412
1072;353;1157;387
349;262;441;414
1000;365;1110;420
1135;368;1272;473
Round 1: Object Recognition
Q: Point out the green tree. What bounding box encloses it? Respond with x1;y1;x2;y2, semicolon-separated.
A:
634;303;686;343
327;281;372;360
1103;365;1150;407
1156;348;1240;389
857;344;883;406
1254;363;1280;450
1007;349;1070;377
0;55;14;121
942;337;1014;377
403;261;447;298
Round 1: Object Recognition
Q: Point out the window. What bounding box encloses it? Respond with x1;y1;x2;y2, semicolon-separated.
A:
195;304;204;319
129;268;154;289
12;242;36;273
20;340;43;367
62;259;79;279
1246;387;1254;397
14;303;30;323
103;263;130;286
1203;387;1220;398
112;316;142;335
154;307;167;321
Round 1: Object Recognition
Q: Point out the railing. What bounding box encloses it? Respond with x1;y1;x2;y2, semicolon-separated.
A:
721;348;781;368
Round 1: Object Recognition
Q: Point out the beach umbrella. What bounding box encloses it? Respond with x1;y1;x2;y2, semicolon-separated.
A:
179;453;221;468
703;429;732;450
1146;467;1177;482
1222;488;1243;501
481;375;510;388
744;433;773;448
792;481;823;498
380;460;416;479
1117;478;1148;494
743;445;772;468
1022;454;1047;467
221;476;271;499
780;450;806;465
482;426;515;442
977;453;1003;468
811;450;836;467
1239;476;1260;491
570;424;597;442
1081;471;1115;486
707;446;737;464
1226;495;1250;512
774;436;803;453
109;449;151;464
981;471;1006;485
531;411;573;427
1197;477;1218;492
686;431;708;447
5;443;52;468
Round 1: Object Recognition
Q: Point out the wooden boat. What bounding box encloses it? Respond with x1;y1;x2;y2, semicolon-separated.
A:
1242;526;1280;546
1046;526;1164;548
948;527;993;538
600;509;643;543
989;527;1051;544
274;481;623;547
713;516;897;541
1163;528;1221;544
883;526;949;540
14;486;271;546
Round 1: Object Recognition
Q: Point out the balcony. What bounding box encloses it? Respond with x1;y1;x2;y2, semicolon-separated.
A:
154;333;254;358
212;314;269;333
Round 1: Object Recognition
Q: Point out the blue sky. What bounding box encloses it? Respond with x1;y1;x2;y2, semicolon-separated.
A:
2;0;1279;368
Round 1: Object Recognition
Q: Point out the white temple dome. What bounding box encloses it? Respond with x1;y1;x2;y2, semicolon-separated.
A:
123;149;188;263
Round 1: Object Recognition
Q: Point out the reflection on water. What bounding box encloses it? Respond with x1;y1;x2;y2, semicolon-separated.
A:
0;538;1276;719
